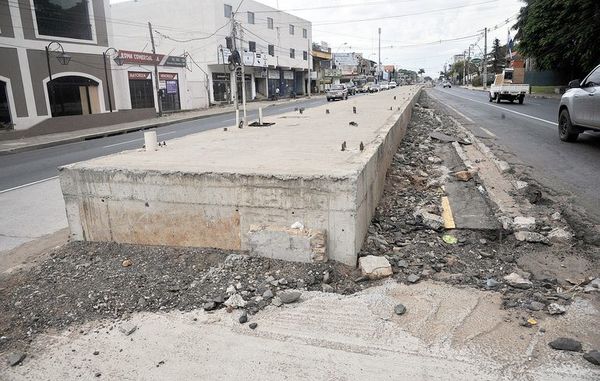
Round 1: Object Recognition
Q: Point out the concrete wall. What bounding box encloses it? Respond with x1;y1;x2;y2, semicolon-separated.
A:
0;0;15;38
0;47;28;118
59;88;421;266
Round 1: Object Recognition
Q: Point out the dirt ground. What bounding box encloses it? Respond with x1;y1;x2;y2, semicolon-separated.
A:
1;92;598;378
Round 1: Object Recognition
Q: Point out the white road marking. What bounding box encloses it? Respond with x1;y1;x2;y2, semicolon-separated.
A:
0;176;59;194
103;140;139;148
444;103;474;123
478;126;497;138
437;89;558;127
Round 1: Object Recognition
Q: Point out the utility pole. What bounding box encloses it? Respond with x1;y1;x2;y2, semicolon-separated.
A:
378;27;381;82
231;16;239;120
467;46;471;85
307;35;311;98
148;22;163;117
239;23;247;125
483;27;488;90
463;50;467;86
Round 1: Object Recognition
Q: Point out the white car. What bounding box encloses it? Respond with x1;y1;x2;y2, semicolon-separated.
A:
558;64;600;142
380;82;389;90
389;81;397;88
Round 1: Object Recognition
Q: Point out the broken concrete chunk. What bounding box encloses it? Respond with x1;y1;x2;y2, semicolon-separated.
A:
547;303;566;315
413;209;444;231
118;323;138;336
224;294;247;308
247;224;327;263
359;255;392;280
547;228;573;243
394;304;407;315
407;274;420;284
454;170;475;182
513;216;536;230
548;337;582;352
290;221;304;230
514;231;549;245
503;272;533;289
7;352;26;366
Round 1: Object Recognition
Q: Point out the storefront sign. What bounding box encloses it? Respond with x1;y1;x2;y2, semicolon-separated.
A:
119;50;186;67
323;68;342;78
159;72;178;80
166;81;178;94
268;69;280;79
165;56;187;67
212;73;229;81
283;71;294;80
128;71;152;80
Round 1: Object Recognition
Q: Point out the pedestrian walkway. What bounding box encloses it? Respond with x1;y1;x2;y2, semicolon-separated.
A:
0;96;323;155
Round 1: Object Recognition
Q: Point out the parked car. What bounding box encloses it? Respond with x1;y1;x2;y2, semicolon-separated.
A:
442;81;452;88
389;81;397;89
558;64;600;142
368;83;380;93
380;81;390;90
360;83;373;93
345;82;357;95
326;84;348;101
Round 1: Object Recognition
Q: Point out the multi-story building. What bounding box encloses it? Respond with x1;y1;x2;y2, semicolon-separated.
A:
311;41;333;92
110;0;312;112
0;0;154;131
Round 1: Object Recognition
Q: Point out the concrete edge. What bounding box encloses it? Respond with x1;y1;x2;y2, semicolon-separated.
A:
0;95;327;156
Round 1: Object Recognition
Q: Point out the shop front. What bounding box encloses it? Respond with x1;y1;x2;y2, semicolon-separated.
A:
212;72;230;102
0;81;11;127
128;71;155;109
159;72;181;111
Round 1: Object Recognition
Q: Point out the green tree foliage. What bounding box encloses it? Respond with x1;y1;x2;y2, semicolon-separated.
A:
514;0;600;78
491;38;507;74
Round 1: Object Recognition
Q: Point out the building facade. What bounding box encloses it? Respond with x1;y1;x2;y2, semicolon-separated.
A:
0;0;153;132
110;0;312;110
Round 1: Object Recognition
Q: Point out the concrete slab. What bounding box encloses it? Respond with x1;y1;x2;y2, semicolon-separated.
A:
59;87;421;265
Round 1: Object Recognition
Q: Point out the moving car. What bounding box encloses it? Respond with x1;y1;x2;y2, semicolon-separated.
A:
326;84;348;101
389;81;397;88
380;81;390;90
489;68;528;104
442;81;451;88
558;64;600;142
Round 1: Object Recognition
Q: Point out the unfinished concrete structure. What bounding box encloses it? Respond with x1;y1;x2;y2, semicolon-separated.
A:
59;86;420;266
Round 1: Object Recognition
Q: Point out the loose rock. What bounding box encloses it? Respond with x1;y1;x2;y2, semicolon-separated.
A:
583;350;600;366
547;303;566;315
394;304;407;315
279;290;301;304
7;352;26;366
548;337;582;352
249;322;258;330
118;323;137;336
504;272;533;289
407;274;420;283
358;255;392;280
239;312;248;324
224;294;247;308
514;231;550;245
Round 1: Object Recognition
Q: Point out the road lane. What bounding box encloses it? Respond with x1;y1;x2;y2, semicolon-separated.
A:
427;87;600;221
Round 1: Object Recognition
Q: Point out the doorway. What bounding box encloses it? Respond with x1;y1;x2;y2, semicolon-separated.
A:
47;76;100;117
0;81;11;127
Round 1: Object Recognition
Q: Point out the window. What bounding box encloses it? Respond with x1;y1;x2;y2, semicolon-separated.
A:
224;4;232;18
289;24;294;35
33;0;92;40
248;11;255;24
249;41;256;52
267;17;273;30
290;48;295;59
268;45;274;56
584;67;600;87
303;28;307;38
303;51;308;60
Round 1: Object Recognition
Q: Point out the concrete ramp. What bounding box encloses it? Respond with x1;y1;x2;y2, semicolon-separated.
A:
59;87;421;265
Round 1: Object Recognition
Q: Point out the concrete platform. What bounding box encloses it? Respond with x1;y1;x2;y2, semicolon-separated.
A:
59;86;421;265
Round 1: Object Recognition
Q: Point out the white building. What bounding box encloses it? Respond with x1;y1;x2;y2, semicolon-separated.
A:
110;0;313;112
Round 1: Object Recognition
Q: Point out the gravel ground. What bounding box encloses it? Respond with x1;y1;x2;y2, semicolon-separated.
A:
1;91;598;356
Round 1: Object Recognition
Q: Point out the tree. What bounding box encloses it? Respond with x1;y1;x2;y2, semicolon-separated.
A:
514;0;600;79
418;68;425;81
490;38;507;75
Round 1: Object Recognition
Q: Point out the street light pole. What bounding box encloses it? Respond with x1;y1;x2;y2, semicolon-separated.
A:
483;27;488;90
45;41;71;116
378;27;381;82
102;47;125;113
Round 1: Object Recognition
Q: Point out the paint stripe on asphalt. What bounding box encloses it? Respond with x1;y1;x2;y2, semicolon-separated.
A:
437;89;558;127
0;176;59;194
478;126;497;138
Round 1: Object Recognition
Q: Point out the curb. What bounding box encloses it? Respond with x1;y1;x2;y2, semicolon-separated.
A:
0;95;325;156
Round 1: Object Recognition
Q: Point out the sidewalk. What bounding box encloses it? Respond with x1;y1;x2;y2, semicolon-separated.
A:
0;95;323;155
460;85;562;100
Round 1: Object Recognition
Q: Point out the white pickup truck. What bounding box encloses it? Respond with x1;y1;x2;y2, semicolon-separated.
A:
489;68;529;104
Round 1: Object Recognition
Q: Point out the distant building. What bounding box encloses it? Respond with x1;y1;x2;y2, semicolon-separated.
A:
111;0;312;111
311;42;336;92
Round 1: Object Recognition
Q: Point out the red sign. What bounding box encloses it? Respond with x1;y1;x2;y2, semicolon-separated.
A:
128;71;152;80
159;72;178;80
119;50;164;65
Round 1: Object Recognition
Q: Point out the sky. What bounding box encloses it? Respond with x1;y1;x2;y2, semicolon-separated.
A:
256;0;524;76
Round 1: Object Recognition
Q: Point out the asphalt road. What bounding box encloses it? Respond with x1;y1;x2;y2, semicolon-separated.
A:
0;96;333;193
428;86;600;221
